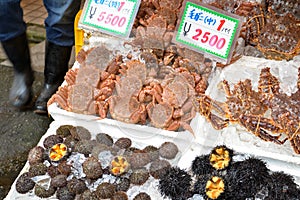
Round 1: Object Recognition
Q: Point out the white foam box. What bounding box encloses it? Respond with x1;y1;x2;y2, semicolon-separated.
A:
187;55;300;181
6;118;198;200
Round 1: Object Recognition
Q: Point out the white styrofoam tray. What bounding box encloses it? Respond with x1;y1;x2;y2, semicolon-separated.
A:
193;55;300;165
5;119;196;200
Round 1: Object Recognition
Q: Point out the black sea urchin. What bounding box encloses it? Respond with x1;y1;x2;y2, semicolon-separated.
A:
158;167;192;200
193;174;212;197
191;154;214;176
225;157;270;199
265;171;300;200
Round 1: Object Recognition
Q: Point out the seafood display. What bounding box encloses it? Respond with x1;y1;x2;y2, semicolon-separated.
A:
9;121;300;200
198;66;300;154
12;124;181;200
5;1;300;199
208;0;300;61
46;0;300;155
48;45;211;134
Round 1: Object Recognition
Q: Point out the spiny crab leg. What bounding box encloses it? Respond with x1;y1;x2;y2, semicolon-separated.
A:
289;123;300;141
197;95;229;130
238;114;286;145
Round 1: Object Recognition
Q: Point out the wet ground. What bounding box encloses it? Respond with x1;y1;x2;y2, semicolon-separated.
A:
0;65;53;199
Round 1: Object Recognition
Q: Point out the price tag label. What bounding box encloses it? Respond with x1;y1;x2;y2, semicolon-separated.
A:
79;0;141;38
173;1;242;63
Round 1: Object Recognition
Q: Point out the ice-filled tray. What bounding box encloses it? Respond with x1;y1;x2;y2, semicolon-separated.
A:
194;55;300;164
5;119;194;200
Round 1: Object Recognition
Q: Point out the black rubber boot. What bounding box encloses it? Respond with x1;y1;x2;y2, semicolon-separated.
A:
1;33;34;108
34;41;72;114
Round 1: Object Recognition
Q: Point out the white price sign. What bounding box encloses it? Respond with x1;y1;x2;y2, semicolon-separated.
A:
174;1;242;63
80;0;141;38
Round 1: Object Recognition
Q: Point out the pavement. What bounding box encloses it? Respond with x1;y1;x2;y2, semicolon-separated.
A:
0;0;75;199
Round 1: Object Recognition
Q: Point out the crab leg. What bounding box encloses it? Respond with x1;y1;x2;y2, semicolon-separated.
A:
238;115;286;145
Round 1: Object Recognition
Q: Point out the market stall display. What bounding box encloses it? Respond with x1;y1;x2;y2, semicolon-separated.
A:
5;0;300;199
6;120;300;200
6;121;186;199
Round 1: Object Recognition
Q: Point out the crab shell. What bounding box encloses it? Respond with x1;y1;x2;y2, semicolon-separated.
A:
256;13;300;60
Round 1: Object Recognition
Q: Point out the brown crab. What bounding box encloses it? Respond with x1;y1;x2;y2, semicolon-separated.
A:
265;0;300;19
198;67;300;154
255;13;300;60
239;67;300;153
197;78;268;131
243;0;300;60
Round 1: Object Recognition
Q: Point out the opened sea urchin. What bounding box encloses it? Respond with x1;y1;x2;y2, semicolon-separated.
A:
209;145;232;170
205;176;225;200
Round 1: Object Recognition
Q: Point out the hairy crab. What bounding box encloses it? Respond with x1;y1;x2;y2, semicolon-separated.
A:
108;60;148;124
146;73;197;134
48;47;120;118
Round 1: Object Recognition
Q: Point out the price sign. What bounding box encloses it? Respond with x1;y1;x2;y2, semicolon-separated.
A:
79;0;141;38
173;1;242;63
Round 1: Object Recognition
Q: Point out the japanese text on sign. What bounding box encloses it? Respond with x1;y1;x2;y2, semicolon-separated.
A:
80;0;141;38
174;1;241;62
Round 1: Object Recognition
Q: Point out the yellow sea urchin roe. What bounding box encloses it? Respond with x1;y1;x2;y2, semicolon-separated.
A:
49;143;67;161
205;176;225;199
110;156;130;176
210;147;231;170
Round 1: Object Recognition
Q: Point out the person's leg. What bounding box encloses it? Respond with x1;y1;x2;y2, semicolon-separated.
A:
34;0;80;114
0;0;33;107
